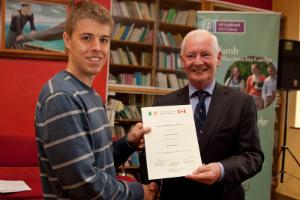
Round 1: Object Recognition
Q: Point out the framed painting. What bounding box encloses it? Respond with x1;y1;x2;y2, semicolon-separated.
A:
0;0;69;60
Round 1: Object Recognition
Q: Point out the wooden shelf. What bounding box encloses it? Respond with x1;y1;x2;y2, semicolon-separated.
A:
111;40;153;49
110;64;153;71
115;119;141;124
108;84;174;95
157;45;180;51
160;0;201;9
157;68;185;73
159;22;196;33
113;16;155;26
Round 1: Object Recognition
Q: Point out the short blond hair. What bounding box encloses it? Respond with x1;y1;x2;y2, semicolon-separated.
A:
65;0;113;37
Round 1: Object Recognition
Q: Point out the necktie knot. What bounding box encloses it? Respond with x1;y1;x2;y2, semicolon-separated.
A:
193;90;210;102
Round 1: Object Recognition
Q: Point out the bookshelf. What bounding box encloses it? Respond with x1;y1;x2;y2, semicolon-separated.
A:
109;0;201;93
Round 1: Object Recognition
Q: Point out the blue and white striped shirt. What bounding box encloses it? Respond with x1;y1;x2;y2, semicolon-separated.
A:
35;71;143;200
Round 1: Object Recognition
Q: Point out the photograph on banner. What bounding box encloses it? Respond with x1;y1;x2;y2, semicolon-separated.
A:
223;56;277;110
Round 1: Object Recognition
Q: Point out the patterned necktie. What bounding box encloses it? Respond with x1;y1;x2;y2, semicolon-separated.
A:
193;91;209;139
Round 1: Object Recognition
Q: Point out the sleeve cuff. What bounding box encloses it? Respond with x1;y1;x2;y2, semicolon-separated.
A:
125;134;138;150
217;162;225;181
126;181;144;200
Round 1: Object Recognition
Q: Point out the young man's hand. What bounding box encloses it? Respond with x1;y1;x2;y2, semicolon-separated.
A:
127;122;150;150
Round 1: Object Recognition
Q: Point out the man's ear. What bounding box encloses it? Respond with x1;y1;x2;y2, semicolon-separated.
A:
63;32;71;50
217;51;222;67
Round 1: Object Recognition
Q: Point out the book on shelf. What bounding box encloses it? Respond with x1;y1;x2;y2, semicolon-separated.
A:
174;10;189;25
113;125;126;138
165;8;177;24
119;1;130;17
128;27;142;42
129;51;139;65
107;98;124;112
139;25;150;43
160;8;196;26
128;151;140;167
112;0;154;20
120;151;140;168
117;48;130;65
113;25;126;40
186;10;197;27
140;52;151;67
110;50;121;64
111;47;140;66
156;72;188;89
114;104;141;121
111;73;151;86
112;23;121;39
173;33;183;47
125;23;135;40
167;73;180;89
106;98;124;125
106;109;115;126
124;47;133;65
120;25;131;41
158;51;181;70
156;72;169;89
158;31;181;47
167;32;177;47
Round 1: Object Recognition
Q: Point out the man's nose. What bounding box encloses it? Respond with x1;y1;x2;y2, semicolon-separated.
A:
91;39;101;51
194;54;203;64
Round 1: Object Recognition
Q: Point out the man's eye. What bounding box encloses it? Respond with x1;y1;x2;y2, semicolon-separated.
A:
202;52;213;57
187;54;195;59
100;38;109;43
82;36;91;41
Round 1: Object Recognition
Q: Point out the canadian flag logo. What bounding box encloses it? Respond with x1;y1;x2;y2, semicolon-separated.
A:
177;109;186;114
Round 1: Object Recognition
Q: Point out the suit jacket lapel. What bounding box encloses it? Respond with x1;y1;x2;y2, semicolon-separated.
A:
175;85;190;105
199;83;228;151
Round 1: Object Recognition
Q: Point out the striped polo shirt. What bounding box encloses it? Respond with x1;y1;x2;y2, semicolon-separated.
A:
35;71;143;200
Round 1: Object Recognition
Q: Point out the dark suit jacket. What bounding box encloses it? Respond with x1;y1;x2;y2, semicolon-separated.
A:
140;83;264;200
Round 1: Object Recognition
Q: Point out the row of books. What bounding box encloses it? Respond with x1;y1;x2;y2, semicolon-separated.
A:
112;23;153;44
110;47;151;67
125;94;153;107
112;0;155;20
116;105;141;121
158;51;182;70
156;72;189;89
160;8;197;27
111;47;138;65
157;31;183;47
113;125;126;138
109;73;151;86
106;98;125;125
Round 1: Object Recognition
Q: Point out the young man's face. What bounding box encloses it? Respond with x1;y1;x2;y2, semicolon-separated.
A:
267;66;275;76
181;35;221;90
63;19;110;81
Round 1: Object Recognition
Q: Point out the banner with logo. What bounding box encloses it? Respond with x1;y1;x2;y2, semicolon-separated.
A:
197;11;280;200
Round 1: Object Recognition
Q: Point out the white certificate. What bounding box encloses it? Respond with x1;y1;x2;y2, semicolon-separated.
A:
141;105;202;180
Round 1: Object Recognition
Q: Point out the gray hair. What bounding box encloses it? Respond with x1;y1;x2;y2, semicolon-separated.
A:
180;29;220;55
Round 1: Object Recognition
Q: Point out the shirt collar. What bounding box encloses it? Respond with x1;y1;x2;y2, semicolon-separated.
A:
188;79;215;98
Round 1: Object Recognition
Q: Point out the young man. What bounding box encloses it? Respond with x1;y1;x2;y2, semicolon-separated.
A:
140;29;264;200
35;1;157;199
262;63;277;108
